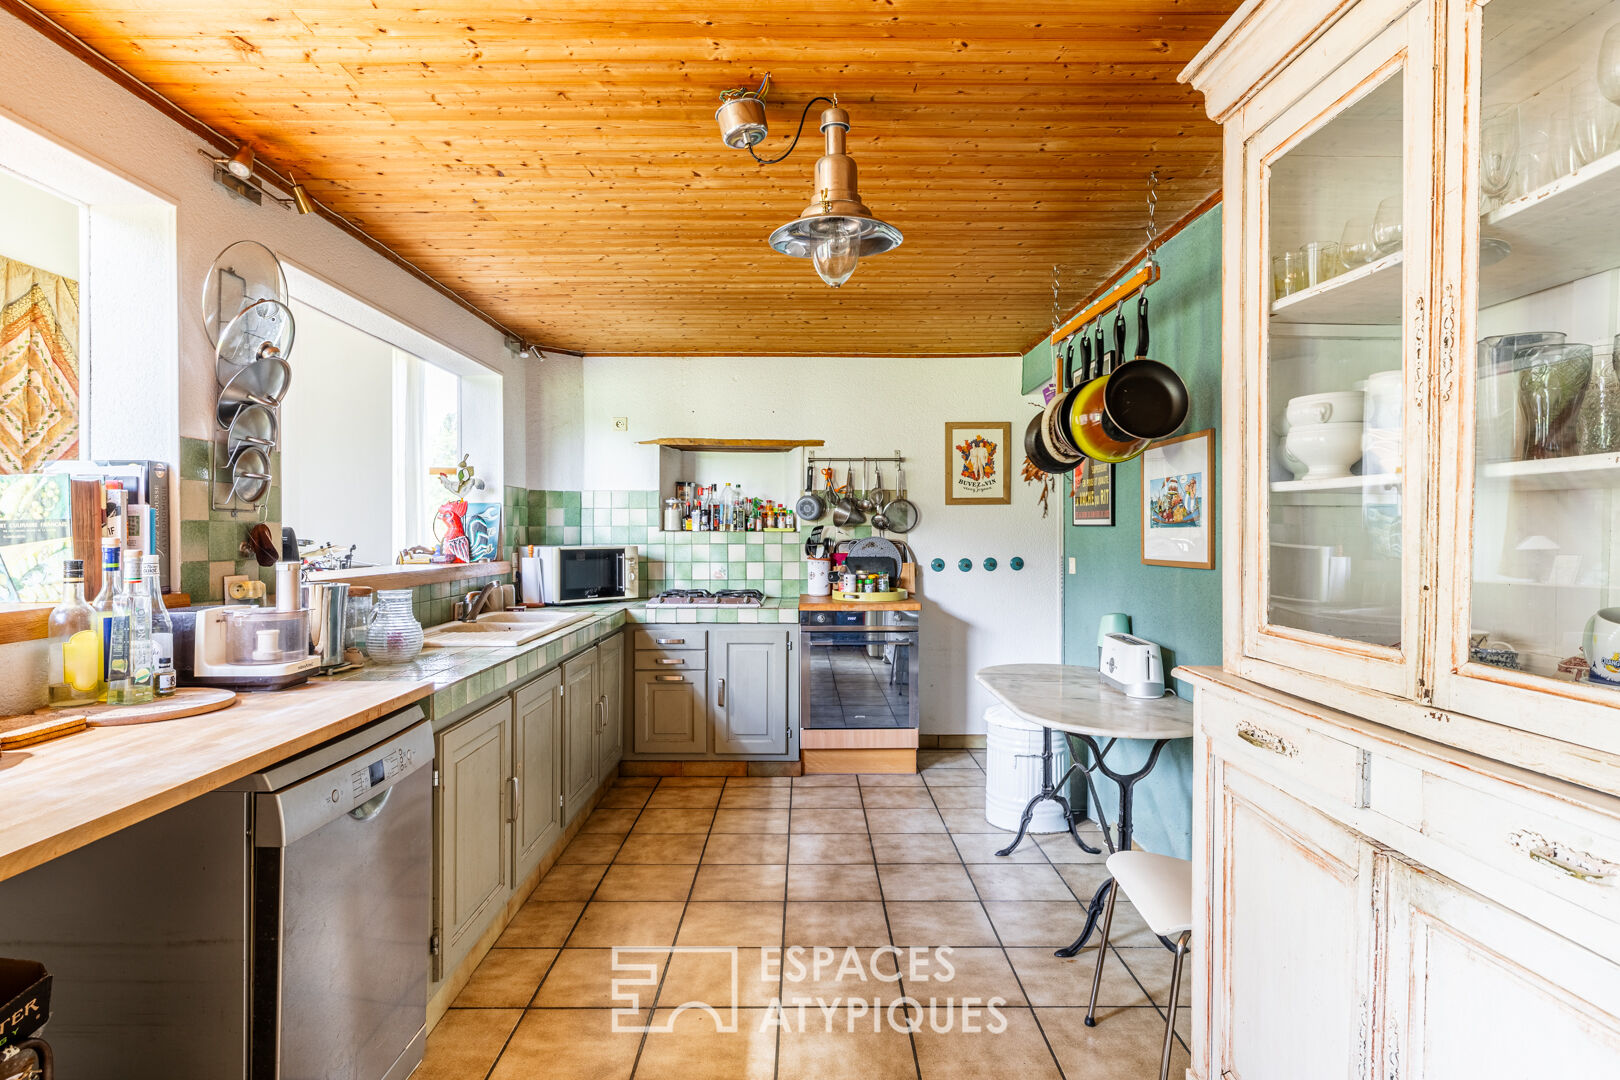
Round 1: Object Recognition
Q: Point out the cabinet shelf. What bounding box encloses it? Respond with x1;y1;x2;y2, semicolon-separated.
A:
640;438;823;453
1478;146;1620;310
1481;452;1620;490
1270;251;1403;325
1271;473;1401;494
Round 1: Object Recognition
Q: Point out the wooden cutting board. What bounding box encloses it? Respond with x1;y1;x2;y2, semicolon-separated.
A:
0;688;239;742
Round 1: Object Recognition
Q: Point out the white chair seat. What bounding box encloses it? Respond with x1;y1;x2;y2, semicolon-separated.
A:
1106;850;1192;937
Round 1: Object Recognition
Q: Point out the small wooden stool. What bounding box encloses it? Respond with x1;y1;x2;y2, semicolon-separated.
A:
1084;850;1193;1080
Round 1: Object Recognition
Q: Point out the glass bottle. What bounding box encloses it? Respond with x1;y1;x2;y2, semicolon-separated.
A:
91;540;121;683
1576;353;1620;455
105;551;155;705
46;559;100;707
143;555;177;696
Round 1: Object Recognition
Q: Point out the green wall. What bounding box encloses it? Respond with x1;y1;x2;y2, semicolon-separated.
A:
1022;204;1224;859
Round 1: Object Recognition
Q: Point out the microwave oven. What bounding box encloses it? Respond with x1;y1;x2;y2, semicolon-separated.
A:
527;545;640;605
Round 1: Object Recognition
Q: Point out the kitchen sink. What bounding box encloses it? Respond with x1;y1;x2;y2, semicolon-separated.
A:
475;609;593;631
421;621;552;648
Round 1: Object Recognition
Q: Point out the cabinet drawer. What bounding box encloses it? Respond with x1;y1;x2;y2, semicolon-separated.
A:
1204;697;1363;810
634;649;707;672
633;629;707;652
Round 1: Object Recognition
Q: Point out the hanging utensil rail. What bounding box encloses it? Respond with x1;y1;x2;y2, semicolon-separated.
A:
807;453;906;466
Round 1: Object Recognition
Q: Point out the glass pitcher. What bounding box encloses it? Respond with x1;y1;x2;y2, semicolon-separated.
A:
365;588;424;664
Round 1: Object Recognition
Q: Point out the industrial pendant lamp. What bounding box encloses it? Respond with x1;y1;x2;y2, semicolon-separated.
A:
716;76;902;288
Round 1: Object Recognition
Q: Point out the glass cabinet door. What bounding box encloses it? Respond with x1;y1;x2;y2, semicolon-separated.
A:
1437;0;1620;754
1241;7;1436;700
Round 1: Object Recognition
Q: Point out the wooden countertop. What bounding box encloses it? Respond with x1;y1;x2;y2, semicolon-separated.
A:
798;593;922;612
976;663;1194;740
0;677;433;883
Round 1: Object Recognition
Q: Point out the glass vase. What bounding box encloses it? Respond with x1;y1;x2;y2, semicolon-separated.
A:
1577;351;1620;455
365;588;424;664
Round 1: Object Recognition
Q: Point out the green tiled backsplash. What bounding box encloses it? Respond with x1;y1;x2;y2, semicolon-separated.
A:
522;489;874;599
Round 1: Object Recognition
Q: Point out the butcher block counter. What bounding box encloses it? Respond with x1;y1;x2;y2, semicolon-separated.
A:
0;677;433;883
798;593;922;613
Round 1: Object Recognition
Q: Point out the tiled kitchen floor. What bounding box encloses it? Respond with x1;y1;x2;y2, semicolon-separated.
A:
422;750;1191;1080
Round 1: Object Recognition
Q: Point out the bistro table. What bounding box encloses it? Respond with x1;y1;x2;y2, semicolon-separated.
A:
975;663;1194;957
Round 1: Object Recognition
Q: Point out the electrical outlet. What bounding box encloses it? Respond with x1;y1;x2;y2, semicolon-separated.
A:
223;573;250;599
612;417;629;432
1068;557;1077;575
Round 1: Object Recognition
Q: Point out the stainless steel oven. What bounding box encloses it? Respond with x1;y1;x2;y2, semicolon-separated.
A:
799;609;919;730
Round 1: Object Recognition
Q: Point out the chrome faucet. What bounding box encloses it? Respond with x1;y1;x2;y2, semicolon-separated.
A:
457;581;501;622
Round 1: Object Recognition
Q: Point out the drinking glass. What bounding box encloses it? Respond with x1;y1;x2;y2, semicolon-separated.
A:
1599;23;1620;106
1300;241;1341;286
1480;104;1520;205
1272;251;1301;300
1371;196;1403;254
1340;217;1377;269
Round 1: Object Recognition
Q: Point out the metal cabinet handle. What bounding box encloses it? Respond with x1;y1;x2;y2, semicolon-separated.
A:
596;697;606;730
655;674;686;683
656;658;685;665
1235;721;1297;758
1509;829;1619;884
717;678;726;708
508;775;521;825
655;638;685;645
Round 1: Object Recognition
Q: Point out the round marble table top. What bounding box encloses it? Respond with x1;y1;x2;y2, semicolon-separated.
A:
975;663;1194;741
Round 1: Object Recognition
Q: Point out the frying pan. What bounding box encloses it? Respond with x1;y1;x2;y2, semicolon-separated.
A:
795;463;827;522
1060;295;1188;463
1036;335;1085;473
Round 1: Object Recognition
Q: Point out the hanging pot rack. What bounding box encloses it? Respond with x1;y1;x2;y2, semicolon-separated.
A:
807;452;905;466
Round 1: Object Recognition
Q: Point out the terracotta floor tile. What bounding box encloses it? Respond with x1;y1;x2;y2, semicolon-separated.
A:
581;808;640;835
926;786;987;808
1114;944;1195;1007
790;787;865;809
711;808;791;833
900;946;1025;1005
487;1008;644;1080
912;1005;1061;1080
792;773;859;787
981;901;1093;949
950;833;1045;863
559;833;627;864
659;948;781;1010
919;751;982;770
860;787;937;809
529;862;608;901
593;863;698;902
691;863;788;901
632;808;716;834
788;833;875;864
615;776;660;787
647;786;723;809
921;770;986;788
1088;896;1159;948
786;862;882;901
636;1007;778;1080
877;862;978;901
789;808;870;833
883;902;1001;947
965;863;1076;902
532;947;669;1008
869;833;962;864
785;901;892;946
678;901;785;947
1005;946;1148;1008
1037;1006;1191;1078
565;901;686;947
615;832;708;865
497;901;586;947
701;832;789;864
1054;862;1112;899
415;1008;521;1080
866;808;947;834
719;787;792;809
658;776;727;787
937;809;1008;833
780;945;904;1005
597;786;652;809
725;775;792;787
453;947;559;1007
858;773;927;788
775;1004;919;1080
1035;831;1108;864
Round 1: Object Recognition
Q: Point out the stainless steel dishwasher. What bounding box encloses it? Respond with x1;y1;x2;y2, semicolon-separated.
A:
0;705;433;1080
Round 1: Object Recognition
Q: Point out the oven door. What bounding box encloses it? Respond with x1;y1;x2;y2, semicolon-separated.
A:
556;547;629;603
801;628;919;730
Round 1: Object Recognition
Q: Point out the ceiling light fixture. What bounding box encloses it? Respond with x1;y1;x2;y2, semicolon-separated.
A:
224;143;255;180
288;175;315;215
716;75;902;289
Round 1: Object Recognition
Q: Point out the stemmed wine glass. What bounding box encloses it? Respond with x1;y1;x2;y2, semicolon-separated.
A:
1371;195;1403;255
1599;23;1620;106
1480;105;1521;207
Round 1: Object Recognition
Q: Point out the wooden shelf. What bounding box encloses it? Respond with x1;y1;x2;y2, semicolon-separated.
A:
1481;452;1620;491
1270;251;1403;325
306;561;512;589
640;438;824;453
1271;473;1401;494
1479;146;1620;310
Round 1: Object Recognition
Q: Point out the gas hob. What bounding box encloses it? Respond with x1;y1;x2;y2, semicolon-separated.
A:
646;588;765;608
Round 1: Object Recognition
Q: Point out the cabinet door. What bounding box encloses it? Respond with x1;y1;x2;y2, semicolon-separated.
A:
709;631;789;755
1204;757;1378;1080
1429;0;1620;758
512;669;563;881
435;699;512;972
633;671;707;754
1379;857;1620;1079
596;633;625;777
1233;2;1438;701
561;648;599;823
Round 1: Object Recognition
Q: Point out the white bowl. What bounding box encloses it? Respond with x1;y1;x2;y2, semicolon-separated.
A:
1285;422;1364;480
1276;435;1310;479
1286;390;1364;428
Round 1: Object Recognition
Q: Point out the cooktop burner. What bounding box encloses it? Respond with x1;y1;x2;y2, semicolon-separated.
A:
647;588;765;608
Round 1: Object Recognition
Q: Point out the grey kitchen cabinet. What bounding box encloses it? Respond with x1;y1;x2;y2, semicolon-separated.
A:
633;670;708;754
434;697;512;978
511;668;564;883
709;630;790;755
596;632;625;778
561;647;600;823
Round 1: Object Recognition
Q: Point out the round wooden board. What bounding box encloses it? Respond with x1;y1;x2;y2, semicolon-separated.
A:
0;687;241;729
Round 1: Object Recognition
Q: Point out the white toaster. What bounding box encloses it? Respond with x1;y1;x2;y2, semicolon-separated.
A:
1099;633;1166;699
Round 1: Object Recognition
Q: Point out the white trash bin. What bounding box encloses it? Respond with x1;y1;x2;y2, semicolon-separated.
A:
984;704;1074;833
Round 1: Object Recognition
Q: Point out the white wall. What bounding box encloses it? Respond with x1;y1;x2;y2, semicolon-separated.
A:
546;353;1063;733
0;168;79;279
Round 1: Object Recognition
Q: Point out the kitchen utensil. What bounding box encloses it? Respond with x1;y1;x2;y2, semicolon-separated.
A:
216;349;292;428
883;463;919;534
1583;607;1620;684
3;687;237;730
1060;295;1189;464
1039;334;1086;473
242;522;280;567
806;557;833;597
833;465;864;524
366;588;425;664
202;239;288;347
307;582;351;672
228;446;272;506
795;463;827;521
175;607;318;691
215;298;295;383
1518;343;1594;459
855;462;876;513
1284;422;1365;480
225;401;278;455
869;463;889;509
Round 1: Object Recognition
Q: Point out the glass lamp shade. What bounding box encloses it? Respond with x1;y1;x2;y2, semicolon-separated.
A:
768;211;903;286
811;230;860;288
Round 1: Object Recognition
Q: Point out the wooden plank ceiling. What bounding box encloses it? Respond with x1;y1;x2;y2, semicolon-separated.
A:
25;1;1235;356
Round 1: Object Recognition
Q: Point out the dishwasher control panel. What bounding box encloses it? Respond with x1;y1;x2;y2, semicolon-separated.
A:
349;745;414;804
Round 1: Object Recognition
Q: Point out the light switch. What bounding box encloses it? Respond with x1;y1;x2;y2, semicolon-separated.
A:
1068;557;1077;574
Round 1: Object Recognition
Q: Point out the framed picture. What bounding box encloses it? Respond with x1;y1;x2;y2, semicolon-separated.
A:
945;421;1013;505
1072;457;1114;526
1140;428;1215;569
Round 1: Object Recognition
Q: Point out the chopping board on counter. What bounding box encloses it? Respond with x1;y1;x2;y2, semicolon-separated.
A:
0;688;239;749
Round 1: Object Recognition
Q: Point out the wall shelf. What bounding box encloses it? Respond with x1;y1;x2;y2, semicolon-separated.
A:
1481;452;1620;491
1479;146;1620;310
1271;473;1401;494
639;438;824;453
1270;251;1403;325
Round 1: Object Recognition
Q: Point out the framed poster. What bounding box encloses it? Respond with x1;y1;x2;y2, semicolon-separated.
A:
945;421;1012;505
1071;457;1114;526
1140;428;1215;569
